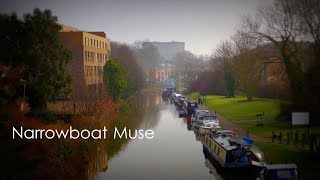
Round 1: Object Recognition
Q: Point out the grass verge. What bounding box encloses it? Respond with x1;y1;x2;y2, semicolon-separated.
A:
255;141;319;179
188;92;281;121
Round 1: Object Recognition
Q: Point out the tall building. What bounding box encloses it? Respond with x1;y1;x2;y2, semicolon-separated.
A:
152;41;185;61
59;25;111;95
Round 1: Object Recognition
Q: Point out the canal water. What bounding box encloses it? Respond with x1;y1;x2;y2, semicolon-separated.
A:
94;92;219;180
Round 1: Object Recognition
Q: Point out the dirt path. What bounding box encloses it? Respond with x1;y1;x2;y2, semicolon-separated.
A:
197;104;272;142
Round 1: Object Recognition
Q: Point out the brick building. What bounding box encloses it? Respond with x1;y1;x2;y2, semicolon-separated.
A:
59;25;110;96
146;61;175;82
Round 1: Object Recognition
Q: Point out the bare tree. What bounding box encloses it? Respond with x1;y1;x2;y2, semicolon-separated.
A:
232;30;266;101
212;40;237;97
294;0;320;56
213;40;235;67
240;0;304;101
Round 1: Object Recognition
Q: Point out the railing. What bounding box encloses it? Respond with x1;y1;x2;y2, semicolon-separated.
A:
271;130;320;152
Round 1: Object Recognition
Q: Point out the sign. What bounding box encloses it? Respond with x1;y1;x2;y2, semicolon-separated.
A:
292;112;309;125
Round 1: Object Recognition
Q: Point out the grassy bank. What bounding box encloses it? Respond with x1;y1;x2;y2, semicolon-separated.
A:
188;92;283;137
188;92;281;121
188;92;320;138
255;141;318;179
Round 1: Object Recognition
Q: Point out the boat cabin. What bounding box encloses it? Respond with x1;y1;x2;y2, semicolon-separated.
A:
182;100;198;115
203;131;264;168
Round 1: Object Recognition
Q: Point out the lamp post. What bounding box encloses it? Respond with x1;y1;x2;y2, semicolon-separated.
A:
20;78;26;111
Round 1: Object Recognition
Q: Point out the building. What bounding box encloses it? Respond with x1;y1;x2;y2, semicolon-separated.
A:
59;25;111;95
152;41;185;61
146;61;175;83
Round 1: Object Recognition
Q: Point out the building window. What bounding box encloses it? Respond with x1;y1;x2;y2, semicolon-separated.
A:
90;39;92;46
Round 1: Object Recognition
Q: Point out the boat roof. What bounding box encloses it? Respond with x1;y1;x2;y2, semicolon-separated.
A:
265;164;298;170
214;135;239;151
201;116;218;121
196;109;209;112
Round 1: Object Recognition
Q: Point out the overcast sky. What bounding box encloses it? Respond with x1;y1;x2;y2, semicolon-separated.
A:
1;0;272;55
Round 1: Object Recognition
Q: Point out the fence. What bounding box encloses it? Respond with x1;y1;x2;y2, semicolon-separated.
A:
272;130;320;152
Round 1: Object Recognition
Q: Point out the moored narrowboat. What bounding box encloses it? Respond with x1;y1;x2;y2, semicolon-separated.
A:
202;130;265;169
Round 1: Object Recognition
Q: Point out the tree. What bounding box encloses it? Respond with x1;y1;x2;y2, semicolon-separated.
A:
213;40;237;97
110;42;145;95
133;40;162;69
0;9;72;112
240;0;320;121
223;64;236;97
293;0;320;117
103;59;127;101
232;30;265;101
240;0;312;107
172;51;207;82
294;0;320;60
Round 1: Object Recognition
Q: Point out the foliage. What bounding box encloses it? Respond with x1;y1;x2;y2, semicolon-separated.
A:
103;59;128;101
212;40;237;97
188;70;225;95
240;0;320;121
0;8;72;111
133;40;162;69
110;42;145;95
223;64;236;97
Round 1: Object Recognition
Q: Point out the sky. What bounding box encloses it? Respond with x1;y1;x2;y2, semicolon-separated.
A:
1;0;273;56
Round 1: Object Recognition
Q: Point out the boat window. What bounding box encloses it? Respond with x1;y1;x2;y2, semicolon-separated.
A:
202;116;217;121
217;148;220;155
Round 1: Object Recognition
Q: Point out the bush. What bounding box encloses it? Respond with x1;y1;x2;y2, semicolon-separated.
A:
27;110;57;123
256;123;264;127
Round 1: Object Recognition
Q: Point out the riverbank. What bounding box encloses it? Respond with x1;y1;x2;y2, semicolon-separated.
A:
256;141;319;179
0;98;118;179
186;91;319;179
188;92;320;138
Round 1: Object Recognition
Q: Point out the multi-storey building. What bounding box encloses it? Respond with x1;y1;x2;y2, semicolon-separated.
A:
59;25;110;95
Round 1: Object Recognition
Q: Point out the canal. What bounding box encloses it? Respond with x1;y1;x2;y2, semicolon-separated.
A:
94;92;220;180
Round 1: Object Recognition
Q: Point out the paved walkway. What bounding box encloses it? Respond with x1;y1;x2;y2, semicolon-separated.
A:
197;104;272;142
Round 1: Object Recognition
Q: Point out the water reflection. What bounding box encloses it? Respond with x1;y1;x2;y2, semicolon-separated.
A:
92;91;260;180
86;145;108;179
94;91;214;180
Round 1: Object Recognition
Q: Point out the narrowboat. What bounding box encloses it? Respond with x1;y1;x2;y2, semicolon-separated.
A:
191;109;210;122
182;100;198;116
202;130;265;169
194;115;221;134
